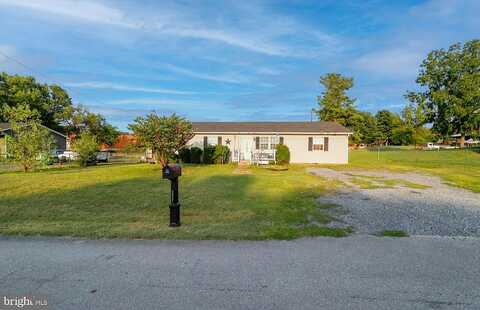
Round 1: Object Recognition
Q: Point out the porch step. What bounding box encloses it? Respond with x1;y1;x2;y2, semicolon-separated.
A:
238;160;250;167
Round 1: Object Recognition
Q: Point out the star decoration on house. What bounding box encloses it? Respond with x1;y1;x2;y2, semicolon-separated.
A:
225;138;231;145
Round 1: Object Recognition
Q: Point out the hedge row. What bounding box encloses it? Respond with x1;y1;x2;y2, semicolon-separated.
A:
179;145;231;164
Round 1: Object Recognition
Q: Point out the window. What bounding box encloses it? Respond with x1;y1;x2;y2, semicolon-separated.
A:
309;136;326;151
313;137;323;151
270;136;279;149
260;137;269;150
207;136;218;146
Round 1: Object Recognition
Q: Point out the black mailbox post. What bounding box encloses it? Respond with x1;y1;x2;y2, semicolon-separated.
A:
162;164;182;227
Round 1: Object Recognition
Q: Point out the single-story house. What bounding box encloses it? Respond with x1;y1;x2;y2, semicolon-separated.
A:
0;122;69;157
100;133;138;152
188;121;352;164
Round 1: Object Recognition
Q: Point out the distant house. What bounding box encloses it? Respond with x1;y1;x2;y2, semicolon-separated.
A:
0;122;69;156
188;121;352;164
100;133;138;152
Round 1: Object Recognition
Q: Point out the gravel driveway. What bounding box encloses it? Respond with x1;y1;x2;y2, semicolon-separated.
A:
308;168;480;236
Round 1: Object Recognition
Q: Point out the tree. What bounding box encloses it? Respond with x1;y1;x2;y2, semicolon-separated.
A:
0;72;73;132
375;110;402;145
394;101;431;146
357;111;382;145
0;72;119;143
128;113;194;166
315;73;367;143
407;40;480;147
65;105;119;146
4;105;53;172
72;132;99;167
316;73;356;125
344;111;367;144
276;144;290;165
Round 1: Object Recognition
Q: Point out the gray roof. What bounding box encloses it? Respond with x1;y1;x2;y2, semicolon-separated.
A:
0;122;67;138
192;121;351;134
0;123;11;131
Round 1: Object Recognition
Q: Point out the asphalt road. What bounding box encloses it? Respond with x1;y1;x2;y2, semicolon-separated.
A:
1;236;480;310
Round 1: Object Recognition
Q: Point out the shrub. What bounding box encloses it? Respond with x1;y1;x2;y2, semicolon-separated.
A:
214;145;230;164
276;144;290;165
179;147;191;163
5;105;54;172
73;132;100;167
122;143;142;154
38;151;54;167
190;147;203;164
202;145;216;164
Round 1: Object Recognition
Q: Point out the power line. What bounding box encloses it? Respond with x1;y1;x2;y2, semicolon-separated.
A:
0;49;82;99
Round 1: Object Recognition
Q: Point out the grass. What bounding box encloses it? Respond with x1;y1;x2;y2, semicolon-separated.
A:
1;147;478;240
378;230;409;237
340;148;480;192
345;172;430;190
0;163;348;240
349;177;386;189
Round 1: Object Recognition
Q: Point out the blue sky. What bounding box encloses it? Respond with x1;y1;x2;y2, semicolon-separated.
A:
0;0;479;130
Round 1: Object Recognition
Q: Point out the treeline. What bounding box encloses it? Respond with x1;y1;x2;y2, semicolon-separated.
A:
0;72;119;145
316;40;480;147
315;72;430;145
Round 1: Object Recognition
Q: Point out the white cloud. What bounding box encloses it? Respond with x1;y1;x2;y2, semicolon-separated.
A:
104;98;226;110
160;27;290;57
410;0;460;18
0;0;340;57
107;98;218;105
64;81;196;95
354;47;425;78
0;0;136;28
256;67;281;76
164;64;251;84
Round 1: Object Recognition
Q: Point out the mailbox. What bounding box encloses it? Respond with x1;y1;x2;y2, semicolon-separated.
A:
162;164;182;227
162;164;182;179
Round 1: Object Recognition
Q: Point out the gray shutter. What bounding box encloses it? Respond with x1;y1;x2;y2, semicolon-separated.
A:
308;137;313;151
218;136;222;145
203;136;208;149
255;137;260;150
279;137;284;145
324;137;329;151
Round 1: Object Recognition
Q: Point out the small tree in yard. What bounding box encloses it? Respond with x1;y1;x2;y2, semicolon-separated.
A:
5;105;53;172
73;132;99;167
128;113;194;166
276;144;290;165
214;145;230;164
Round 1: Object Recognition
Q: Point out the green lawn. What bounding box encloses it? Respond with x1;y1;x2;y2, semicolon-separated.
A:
0;164;347;239
344;148;480;192
1;147;478;240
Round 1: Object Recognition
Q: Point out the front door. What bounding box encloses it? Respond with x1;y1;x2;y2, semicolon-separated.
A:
239;136;254;161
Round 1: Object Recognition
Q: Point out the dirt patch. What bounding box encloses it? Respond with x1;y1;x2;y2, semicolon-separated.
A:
232;168;252;175
308;168;480;237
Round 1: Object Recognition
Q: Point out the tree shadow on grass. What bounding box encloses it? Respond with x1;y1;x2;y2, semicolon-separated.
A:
0;170;347;240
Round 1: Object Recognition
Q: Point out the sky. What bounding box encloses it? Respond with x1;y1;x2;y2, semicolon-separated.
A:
0;0;479;131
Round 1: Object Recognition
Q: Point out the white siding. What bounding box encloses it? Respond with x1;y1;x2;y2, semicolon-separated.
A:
188;133;349;164
283;135;348;164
